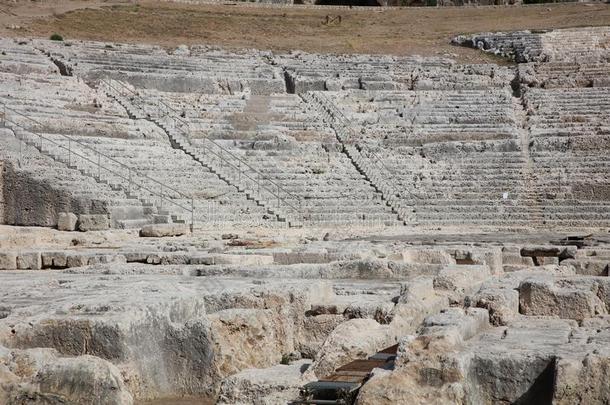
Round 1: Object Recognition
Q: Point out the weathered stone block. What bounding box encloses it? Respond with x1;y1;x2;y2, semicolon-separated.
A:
17;252;42;270
78;214;110;232
87;254;127;266
309;318;392;379
218;360;313;405
520;246;576;260
398;277;435;304
403;248;454;265
537;256;559;266
433;265;490;300
298;314;345;359
519;277;607;321
57;212;78;231
420;307;489;349
42;251;68;268
273;250;329;265
502;252;535;267
561;258;609;276
0;252;17;270
189;255;215;265
553;355;610;405
139;223;189;237
66;254;90;268
471;287;519;326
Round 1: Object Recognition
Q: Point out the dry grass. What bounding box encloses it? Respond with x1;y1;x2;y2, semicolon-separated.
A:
4;1;610;62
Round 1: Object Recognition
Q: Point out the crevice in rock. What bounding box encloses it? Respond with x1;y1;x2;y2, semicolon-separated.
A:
284;69;296;94
51;57;73;76
35;47;73;76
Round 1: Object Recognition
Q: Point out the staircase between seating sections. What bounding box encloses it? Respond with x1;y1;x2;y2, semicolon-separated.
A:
100;79;308;227
0;103;194;231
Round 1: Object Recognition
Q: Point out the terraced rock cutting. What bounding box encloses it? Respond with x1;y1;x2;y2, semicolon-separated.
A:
1;24;610;405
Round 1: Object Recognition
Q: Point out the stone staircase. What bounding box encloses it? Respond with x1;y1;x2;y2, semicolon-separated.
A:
1;114;152;228
101;79;302;226
302;91;408;224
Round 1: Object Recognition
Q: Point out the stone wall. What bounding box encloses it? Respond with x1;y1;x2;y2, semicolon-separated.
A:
1;160;107;227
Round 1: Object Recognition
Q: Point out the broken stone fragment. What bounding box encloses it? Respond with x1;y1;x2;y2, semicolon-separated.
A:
57;212;78;231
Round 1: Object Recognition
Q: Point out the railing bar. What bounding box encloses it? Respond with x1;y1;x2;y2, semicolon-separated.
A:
312;91;412;216
121;81;288;190
4;116;192;215
104;79;303;211
4;105;190;200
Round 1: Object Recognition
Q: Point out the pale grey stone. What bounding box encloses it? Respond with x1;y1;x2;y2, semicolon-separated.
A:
139;224;189;238
0;252;17;270
16;251;42;270
78;215;110;232
57;212;78;231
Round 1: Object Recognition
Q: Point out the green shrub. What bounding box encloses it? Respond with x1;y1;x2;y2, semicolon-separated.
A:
49;33;63;41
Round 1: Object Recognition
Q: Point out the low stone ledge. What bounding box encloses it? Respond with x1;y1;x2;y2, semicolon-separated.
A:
139;224;189;238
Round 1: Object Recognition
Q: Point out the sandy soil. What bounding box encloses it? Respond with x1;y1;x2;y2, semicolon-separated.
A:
136;398;214;405
1;0;610;62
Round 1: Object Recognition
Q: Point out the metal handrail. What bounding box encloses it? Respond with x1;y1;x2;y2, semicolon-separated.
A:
102;79;306;220
107;79;303;205
306;92;411;218
1;103;195;230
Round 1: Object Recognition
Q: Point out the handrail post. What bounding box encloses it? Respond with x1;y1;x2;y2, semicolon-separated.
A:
97;151;101;180
68;138;71;167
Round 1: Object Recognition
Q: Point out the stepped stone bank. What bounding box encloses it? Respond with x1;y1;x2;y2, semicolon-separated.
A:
0;25;609;405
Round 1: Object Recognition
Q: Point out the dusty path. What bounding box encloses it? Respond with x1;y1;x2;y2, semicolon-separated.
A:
1;1;610;62
0;0;128;30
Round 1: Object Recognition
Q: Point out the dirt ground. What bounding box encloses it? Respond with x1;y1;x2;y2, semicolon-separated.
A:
1;0;610;62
